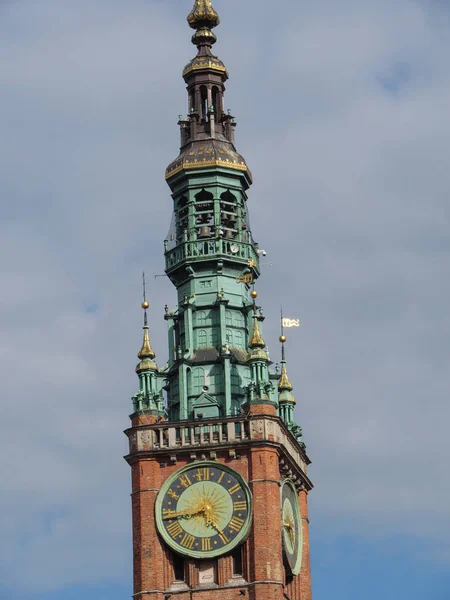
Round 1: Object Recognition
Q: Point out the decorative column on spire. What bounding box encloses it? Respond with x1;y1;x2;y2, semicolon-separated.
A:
131;274;165;418
278;334;305;447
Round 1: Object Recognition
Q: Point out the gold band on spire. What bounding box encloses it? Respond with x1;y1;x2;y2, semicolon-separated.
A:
187;0;220;30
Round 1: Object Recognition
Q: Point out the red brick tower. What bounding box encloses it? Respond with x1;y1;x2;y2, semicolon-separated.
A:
124;3;313;599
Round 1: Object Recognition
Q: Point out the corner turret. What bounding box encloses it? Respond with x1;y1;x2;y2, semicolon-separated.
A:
131;275;165;420
278;334;305;447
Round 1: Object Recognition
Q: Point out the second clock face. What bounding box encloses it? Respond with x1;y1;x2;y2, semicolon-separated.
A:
281;480;302;575
155;462;252;559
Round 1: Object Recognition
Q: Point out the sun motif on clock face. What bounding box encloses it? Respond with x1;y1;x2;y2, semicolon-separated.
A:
155;462;252;559
281;480;303;575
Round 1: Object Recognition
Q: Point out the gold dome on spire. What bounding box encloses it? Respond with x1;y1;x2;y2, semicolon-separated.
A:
187;0;220;30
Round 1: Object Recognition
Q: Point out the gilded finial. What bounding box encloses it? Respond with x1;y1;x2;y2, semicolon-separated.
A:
249;289;266;349
187;0;220;30
138;272;156;361
278;335;294;392
249;316;266;349
278;364;294;392
188;0;220;47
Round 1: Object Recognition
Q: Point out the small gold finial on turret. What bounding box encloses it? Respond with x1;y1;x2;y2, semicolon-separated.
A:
278;333;294;393
249;317;266;349
138;273;156;361
278;364;294;392
187;0;220;30
248;289;266;350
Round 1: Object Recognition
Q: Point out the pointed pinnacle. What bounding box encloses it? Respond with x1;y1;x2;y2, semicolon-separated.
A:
249;317;266;349
278;363;293;392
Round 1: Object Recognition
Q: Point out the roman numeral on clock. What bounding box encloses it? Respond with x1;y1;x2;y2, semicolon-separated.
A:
167;521;183;538
201;538;212;551
180;533;196;550
219;532;230;545
233;501;246;511
228;516;244;532
194;467;210;481
179;474;192;488
228;483;241;495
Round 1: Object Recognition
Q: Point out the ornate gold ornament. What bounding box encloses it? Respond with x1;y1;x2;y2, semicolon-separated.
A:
187;0;220;30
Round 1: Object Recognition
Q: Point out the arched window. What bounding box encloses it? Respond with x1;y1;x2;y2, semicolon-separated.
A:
197;329;207;347
197;311;207;326
220;190;237;206
176;196;188;242
225;310;232;327
234;330;244;349
226;329;233;345
212;86;221;118
195;190;214;238
200;85;208;121
193;367;205;394
233;312;244;328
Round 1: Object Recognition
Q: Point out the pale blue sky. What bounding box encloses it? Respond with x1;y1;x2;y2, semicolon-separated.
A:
1;1;450;598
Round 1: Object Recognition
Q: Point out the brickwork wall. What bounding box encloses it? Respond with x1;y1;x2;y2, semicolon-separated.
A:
128;426;311;600
299;490;312;600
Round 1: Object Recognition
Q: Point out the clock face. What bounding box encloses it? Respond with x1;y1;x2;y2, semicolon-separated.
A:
155;462;252;559
281;480;302;575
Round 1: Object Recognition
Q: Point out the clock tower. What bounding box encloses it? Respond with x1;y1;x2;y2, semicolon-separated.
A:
124;2;313;599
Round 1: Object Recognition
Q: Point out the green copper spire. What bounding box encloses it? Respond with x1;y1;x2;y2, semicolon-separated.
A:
129;5;304;448
278;335;305;447
131;275;164;417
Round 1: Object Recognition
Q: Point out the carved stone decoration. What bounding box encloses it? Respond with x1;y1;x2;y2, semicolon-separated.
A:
139;430;152;450
129;432;138;453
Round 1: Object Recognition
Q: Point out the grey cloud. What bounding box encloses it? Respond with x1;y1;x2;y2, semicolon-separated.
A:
1;0;450;594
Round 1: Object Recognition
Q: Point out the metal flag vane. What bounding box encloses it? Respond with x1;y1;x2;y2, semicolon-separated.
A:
280;307;300;338
282;316;300;329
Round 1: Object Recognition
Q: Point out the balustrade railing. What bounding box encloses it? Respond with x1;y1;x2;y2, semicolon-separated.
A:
165;239;258;269
133;418;249;451
128;415;308;475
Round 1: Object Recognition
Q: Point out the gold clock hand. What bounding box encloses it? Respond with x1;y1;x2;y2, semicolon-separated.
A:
163;505;203;520
207;515;225;538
